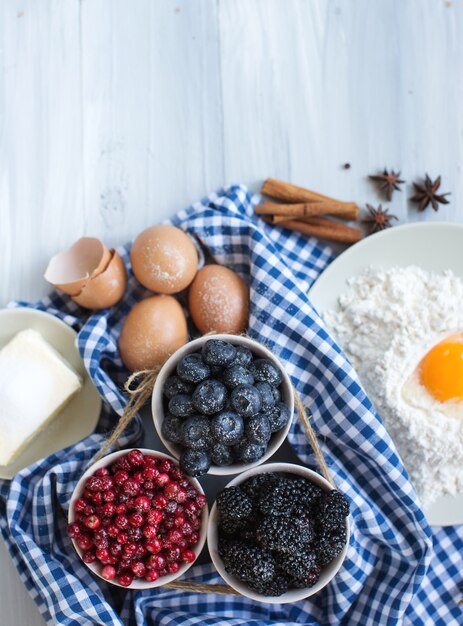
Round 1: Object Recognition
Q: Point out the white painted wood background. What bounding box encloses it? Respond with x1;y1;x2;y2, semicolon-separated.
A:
1;0;462;623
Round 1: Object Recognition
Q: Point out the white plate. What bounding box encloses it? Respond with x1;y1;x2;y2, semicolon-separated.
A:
0;308;102;479
309;222;463;527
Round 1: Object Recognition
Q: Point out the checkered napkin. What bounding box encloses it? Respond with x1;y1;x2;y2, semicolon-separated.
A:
0;185;462;626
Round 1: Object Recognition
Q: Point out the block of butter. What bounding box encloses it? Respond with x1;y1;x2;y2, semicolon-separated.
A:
0;328;82;466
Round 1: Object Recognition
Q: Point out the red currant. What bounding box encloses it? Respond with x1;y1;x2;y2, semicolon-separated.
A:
101;565;117;580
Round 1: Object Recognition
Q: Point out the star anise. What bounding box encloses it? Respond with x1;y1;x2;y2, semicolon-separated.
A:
362;204;398;234
410;174;450;211
369;169;405;200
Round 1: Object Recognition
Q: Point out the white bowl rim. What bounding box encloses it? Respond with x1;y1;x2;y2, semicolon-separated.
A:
151;334;295;476
68;448;209;589
207;462;350;604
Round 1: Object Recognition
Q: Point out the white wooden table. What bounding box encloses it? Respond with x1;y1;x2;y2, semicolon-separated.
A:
1;0;462;623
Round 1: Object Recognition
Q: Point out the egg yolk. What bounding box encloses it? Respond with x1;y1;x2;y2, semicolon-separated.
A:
419;333;463;402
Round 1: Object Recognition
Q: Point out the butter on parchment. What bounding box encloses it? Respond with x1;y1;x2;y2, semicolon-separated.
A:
0;329;82;466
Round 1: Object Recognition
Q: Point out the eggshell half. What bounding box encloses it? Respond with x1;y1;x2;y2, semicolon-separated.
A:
188;265;250;334
72;250;127;310
130;225;198;294
44;237;111;296
118;295;188;371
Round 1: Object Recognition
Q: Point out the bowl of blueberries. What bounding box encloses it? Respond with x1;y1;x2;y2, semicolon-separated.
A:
151;335;294;477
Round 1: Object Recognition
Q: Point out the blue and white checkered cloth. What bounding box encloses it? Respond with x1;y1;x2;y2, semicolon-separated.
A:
1;185;462;626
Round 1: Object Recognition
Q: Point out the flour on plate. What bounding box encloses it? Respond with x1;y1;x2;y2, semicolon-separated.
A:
324;266;463;507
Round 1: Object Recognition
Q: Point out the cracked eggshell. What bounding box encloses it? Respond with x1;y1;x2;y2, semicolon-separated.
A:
130;225;198;294
44;237;112;296
45;237;127;309
118;295;188;371
72;250;127;310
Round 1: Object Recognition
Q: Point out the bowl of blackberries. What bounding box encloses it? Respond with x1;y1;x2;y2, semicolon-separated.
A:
67;449;208;589
207;463;350;603
152;335;294;477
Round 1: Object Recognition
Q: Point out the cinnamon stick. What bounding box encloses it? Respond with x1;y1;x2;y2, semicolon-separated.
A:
256;200;358;221
269;216;362;244
262;177;356;207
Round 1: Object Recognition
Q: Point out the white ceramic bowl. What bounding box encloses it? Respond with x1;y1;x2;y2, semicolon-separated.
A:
68;448;209;589
207;462;350;603
151;334;294;476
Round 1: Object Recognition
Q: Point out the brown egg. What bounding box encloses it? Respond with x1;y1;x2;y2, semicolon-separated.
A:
44;237;127;309
130;225;198;294
118;295;188;371
189;265;249;335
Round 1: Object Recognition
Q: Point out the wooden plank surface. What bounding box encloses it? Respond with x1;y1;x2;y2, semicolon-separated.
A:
0;1;462;623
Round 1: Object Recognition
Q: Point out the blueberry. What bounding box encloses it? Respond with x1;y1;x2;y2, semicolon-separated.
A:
202;339;237;366
233;346;253;367
250;359;283;386
210;410;244;445
181;416;211;450
230;384;262;417
234;439;266;463
163;375;194;399
271;386;281;403
245;414;271;444
211;444;234;466
222;364;254;389
177;353;210;383
255;381;277;413
168;394;195;418
180;449;211;477
192;379;228;415
161;414;184;444
267;402;291;432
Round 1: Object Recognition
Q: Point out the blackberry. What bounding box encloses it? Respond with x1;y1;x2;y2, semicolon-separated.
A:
211;443;234;466
192;379;228;415
257;478;299;516
177;353;210;383
290;478;324;507
249;571;291;596
241;473;278;500
256;516;312;554
202;339;237;366
314;490;350;531
250;359;283;386
168;393;195;418
267;402;291;432
255;381;277;413
221;541;275;584
216;486;253;522
245;414;271;444
315;525;347;565
305;564;322;587
291;564;321;589
222;364;254;389
163;375;194;399
278;550;317;580
219;516;244;535
233;346;253;367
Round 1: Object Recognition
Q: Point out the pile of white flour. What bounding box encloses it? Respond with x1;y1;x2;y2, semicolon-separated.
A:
324;266;463;507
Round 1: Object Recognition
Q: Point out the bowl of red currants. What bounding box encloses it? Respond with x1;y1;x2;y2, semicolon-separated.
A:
67;449;208;588
152;335;294;477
